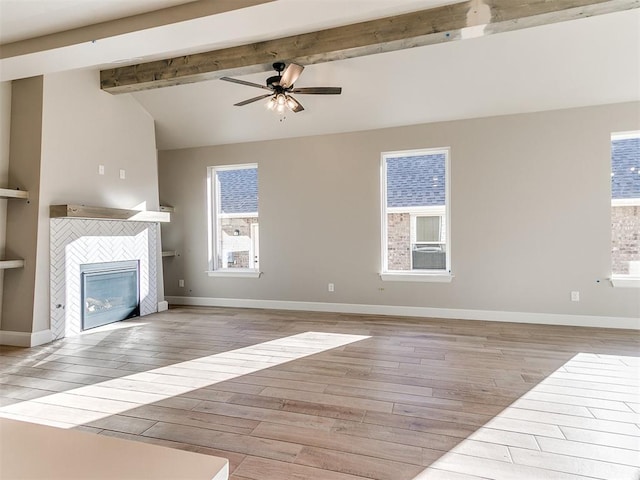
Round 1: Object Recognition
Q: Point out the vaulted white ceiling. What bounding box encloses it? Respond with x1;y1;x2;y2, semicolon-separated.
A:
0;0;197;44
1;1;639;150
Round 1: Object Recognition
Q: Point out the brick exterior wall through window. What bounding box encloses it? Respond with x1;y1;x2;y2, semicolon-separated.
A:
387;213;411;271
612;205;640;275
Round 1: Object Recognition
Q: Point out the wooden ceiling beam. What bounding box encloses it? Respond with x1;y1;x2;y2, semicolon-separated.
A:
100;0;638;94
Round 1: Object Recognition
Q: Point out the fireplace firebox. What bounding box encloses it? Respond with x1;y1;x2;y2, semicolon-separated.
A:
80;260;140;330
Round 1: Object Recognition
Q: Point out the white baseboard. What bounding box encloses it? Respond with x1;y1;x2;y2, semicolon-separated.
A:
0;329;53;347
165;296;640;330
157;301;169;312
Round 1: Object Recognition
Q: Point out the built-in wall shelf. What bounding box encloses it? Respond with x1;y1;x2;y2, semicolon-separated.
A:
159;205;175;213
0;259;25;270
0;188;29;200
50;204;170;223
162;251;177;257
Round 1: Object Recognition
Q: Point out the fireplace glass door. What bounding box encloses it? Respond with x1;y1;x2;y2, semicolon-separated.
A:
81;261;140;330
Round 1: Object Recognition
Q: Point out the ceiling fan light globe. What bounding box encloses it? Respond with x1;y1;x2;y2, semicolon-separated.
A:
286;96;297;110
276;94;286;106
276;103;285;114
266;97;276;110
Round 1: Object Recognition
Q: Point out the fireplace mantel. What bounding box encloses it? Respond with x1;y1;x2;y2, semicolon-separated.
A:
50;204;170;223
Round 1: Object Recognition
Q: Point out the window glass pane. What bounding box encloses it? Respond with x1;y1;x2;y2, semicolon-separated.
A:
611;135;640;276
416;216;440;243
213;166;259;270
218;217;259;269
385;152;447;272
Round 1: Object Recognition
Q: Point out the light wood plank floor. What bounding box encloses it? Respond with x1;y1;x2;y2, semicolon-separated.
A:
1;307;639;479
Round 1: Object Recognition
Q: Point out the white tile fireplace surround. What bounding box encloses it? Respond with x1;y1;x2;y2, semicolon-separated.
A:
50;218;158;340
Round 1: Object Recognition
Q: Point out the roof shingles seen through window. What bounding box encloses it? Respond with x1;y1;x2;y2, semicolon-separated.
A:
217;167;258;214
612;137;640;200
387;154;445;208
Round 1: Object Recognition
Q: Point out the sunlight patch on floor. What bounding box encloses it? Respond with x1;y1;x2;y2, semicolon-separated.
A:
411;352;640;479
0;331;369;428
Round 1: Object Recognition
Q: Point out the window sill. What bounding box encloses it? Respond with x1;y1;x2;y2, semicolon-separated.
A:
207;270;261;278
610;276;640;288
380;272;453;283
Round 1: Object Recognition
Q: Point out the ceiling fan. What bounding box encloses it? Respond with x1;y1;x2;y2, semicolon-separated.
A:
220;62;342;114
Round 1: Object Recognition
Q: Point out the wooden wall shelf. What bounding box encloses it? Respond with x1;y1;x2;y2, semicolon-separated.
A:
0;188;29;200
0;259;25;270
50;204;170;223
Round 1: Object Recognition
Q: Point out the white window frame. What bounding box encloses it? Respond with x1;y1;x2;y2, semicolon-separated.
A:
206;163;260;278
610;131;640;288
380;148;452;283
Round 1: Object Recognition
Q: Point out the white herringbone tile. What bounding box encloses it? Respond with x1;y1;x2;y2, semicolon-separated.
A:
50;219;158;339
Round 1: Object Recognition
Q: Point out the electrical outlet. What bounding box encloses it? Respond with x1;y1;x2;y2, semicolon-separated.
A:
328;283;334;292
98;165;105;175
571;291;580;302
119;169;126;180
179;279;184;288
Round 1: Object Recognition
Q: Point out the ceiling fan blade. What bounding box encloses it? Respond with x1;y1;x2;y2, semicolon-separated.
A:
221;77;271;91
290;87;342;95
287;95;305;113
280;63;304;88
234;93;273;106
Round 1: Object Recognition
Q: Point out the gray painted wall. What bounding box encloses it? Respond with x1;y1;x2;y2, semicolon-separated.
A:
159;102;640;322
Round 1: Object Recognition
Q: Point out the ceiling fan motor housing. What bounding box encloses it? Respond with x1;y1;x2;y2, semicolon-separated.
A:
266;76;283;89
267;62;286;89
